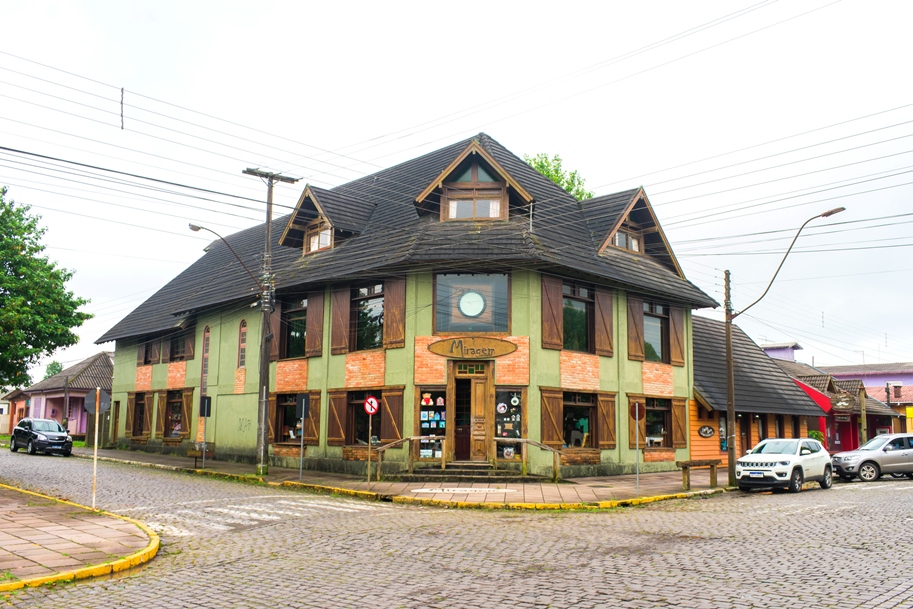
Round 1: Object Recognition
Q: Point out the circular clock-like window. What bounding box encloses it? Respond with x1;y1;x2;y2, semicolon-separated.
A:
458;291;486;318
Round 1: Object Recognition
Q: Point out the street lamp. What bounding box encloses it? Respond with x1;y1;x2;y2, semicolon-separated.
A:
725;206;845;486
189;224;263;291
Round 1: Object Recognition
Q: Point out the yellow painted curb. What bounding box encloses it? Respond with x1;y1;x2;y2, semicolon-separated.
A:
0;483;160;593
391;487;726;510
279;480;381;501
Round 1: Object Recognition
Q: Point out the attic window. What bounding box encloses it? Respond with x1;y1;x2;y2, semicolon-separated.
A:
441;159;507;221
306;222;332;254
613;230;640;253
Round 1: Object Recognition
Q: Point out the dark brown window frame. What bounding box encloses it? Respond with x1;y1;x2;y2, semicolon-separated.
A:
562;392;596;448
643;301;670;364
282;299;308;359
304;221;332;254
440;159;508;222
350;283;385;352
432;272;511;336
561;281;595;353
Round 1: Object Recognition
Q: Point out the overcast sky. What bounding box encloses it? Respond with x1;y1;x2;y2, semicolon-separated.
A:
2;0;911;382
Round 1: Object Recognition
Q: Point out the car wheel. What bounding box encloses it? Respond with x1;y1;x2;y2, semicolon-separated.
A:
906;473;913;480
9;438;18;452
857;462;880;482
788;468;803;493
819;466;833;489
62;449;71;457
26;440;36;455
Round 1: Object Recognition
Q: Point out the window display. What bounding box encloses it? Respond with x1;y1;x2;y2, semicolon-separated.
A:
419;390;446;459
495;390;522;459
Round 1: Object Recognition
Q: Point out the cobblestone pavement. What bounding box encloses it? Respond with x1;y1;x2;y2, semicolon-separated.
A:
2;450;911;609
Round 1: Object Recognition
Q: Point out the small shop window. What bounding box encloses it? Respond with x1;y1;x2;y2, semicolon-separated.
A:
347;391;383;445
562;281;594;352
495;390;523;459
645;398;671;447
441;159;506;222
643;302;668;363
166;390;184;438
283;298;308;358
418;390;446;459
305;222;332;254
132;393;146;437
563;392;594;448
276;394;300;443
238;321;247;368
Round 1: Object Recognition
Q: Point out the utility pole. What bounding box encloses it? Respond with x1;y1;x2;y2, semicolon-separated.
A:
243;168;300;476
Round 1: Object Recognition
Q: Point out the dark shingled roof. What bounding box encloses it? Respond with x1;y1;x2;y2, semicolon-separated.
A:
692;316;824;416
579;189;640;247
98;134;717;344
819;362;913;375
772;359;826;378
833;379;897;417
24;352;113;393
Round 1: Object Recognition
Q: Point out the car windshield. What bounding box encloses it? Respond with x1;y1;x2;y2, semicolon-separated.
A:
32;420;65;432
857;436;889;451
751;440;798;455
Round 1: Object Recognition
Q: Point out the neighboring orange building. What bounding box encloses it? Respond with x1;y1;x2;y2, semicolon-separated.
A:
690;316;825;468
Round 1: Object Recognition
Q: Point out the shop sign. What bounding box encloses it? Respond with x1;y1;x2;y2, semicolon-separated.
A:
428;337;517;359
834;415;851;422
831;395;856;411
698;425;715;438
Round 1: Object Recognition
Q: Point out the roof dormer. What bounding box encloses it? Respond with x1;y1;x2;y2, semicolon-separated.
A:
279;185;374;254
415;139;533;222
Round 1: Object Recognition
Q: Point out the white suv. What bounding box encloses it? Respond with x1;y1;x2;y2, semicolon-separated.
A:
736;438;833;493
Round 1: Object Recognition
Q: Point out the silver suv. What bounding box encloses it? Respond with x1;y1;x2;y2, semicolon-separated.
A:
831;433;913;482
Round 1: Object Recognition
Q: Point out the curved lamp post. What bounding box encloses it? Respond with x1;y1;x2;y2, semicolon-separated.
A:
725;206;846;486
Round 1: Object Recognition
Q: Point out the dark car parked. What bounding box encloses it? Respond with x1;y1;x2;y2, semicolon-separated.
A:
9;418;73;456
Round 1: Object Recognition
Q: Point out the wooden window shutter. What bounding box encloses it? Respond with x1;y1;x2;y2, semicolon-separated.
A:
136;344;145;366
326;390;348;446
627;297;645;361
540;389;564;448
596;392;617;449
268;394;276;443
184;332;195;360
380;388;404;443
155;392;166;437
269;302;282;362
383;278;406;350
148;340;161;365
594;288;614;357
181;389;194;438
672;397;688;448
330;287;350;355
161;337;171;363
628;395;647;449
125;393;135;436
302;391;321;445
669;307;685;367
541;275;564;350
305;291;324;358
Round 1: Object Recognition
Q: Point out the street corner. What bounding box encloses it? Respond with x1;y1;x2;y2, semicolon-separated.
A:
0;484;160;593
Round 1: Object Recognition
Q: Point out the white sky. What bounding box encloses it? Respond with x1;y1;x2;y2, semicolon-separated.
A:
2;0;911;382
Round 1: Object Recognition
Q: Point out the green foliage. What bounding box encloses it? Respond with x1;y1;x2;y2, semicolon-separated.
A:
43;360;64;379
0;187;92;387
808;430;824;442
523;153;594;201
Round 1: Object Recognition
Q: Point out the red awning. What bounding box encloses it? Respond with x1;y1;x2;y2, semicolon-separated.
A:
793;378;832;413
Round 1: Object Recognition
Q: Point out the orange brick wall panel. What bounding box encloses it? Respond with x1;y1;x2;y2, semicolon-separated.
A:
643;448;676;462
196;417;206;442
135;366;152;391
234;368;246;394
345;350;386;387
559;351;600;391
167;361;187;389
495;337;529;386
414;337;446;385
276;359;309;393
689;399;727;466
642;362;674;397
273;445;305;458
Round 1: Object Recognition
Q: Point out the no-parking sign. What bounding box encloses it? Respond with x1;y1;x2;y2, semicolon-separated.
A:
364;395;379;415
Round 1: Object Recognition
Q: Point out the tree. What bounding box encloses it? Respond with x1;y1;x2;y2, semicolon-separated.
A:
43;361;64;380
523;153;594;201
0;187;92;387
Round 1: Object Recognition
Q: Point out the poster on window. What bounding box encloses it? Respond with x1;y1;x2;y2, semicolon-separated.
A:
495;390;522;459
419;390;446;459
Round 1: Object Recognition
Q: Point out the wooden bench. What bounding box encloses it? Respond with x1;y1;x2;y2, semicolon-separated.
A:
187;442;215;468
675;459;722;490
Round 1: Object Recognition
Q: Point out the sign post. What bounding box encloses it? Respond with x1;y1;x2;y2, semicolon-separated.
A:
297;394;309;481
364;396;379;488
630;401;644;496
200;396;212;469
84;388;110;510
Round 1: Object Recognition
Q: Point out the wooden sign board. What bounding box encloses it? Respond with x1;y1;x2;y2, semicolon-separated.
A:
428;337;517;359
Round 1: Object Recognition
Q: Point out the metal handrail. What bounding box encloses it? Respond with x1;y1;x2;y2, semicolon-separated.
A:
374;435;447;481
493;437;561;482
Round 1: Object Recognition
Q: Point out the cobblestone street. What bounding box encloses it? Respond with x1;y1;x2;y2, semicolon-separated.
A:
2;450;911;609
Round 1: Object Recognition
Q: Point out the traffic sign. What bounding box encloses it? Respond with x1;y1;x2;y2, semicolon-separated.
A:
84;389;111;413
629;401;644;421
364;395;379;415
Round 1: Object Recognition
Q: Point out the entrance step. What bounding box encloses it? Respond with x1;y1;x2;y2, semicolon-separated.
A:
383;462;552;484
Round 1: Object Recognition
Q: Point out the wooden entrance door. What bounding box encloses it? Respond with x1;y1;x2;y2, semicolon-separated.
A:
449;361;492;462
454;379;472;461
470;377;488;461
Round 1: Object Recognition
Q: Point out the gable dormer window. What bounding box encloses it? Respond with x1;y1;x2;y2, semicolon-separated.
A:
441;159;507;221
305;221;332;254
613;229;640;253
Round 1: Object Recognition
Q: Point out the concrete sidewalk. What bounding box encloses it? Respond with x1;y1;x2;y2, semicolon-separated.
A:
0;484;159;593
71;446;727;508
